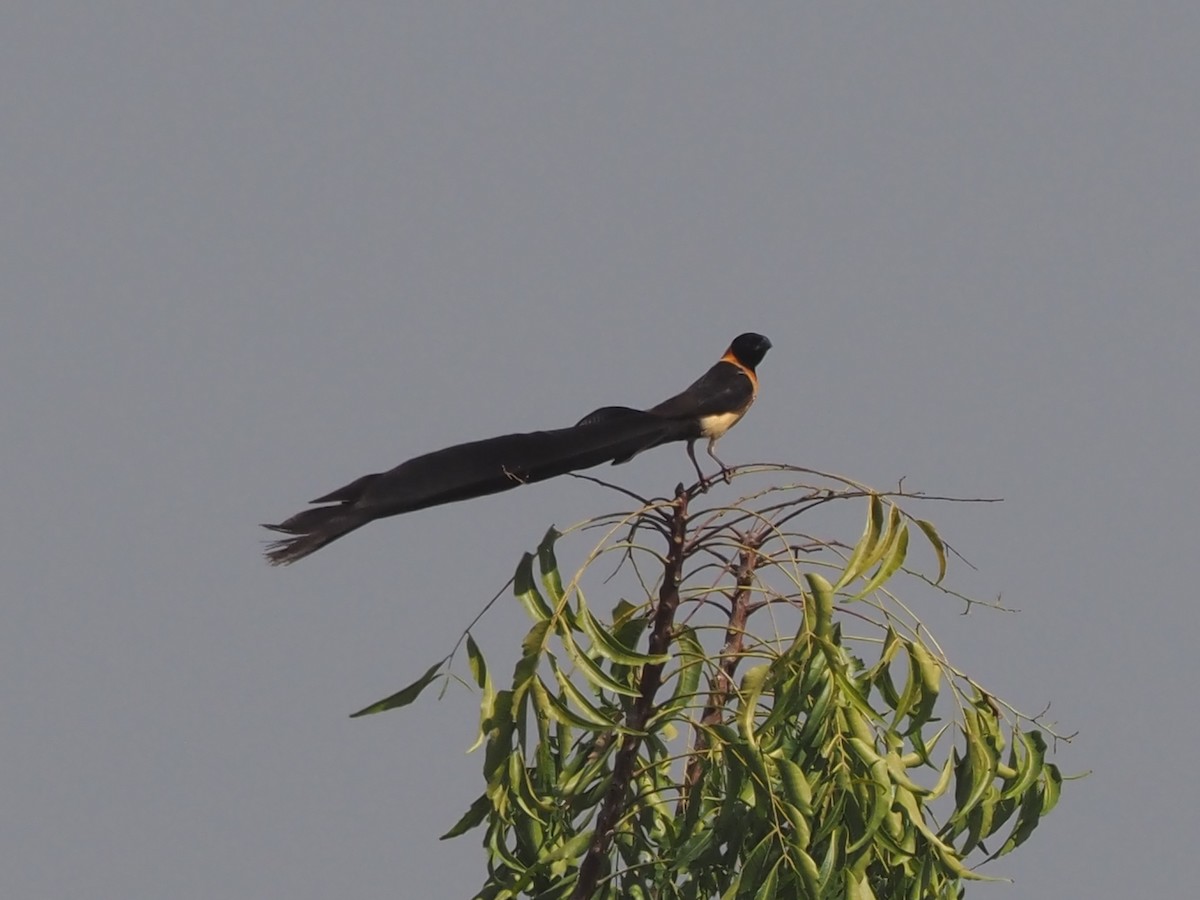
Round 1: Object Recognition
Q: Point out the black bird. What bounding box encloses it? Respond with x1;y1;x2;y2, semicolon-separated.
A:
263;332;771;565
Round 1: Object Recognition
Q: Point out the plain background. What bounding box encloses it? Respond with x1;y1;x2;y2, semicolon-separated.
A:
5;4;1198;898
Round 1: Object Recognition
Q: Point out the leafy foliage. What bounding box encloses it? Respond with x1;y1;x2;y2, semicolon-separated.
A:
355;469;1072;899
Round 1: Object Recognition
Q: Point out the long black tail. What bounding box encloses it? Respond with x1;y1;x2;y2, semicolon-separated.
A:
263;506;375;566
263;407;691;565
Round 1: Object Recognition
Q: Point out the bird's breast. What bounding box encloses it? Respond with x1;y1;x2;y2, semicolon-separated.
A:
697;409;746;439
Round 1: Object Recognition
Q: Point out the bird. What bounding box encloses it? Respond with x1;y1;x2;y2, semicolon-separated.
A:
263;332;771;565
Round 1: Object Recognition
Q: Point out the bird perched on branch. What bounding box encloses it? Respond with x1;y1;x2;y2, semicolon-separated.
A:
263;332;771;565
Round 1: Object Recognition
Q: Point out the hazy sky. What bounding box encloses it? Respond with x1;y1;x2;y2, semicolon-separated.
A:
5;5;1198;898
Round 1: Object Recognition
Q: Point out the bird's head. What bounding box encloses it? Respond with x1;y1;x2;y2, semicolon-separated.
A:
727;333;772;370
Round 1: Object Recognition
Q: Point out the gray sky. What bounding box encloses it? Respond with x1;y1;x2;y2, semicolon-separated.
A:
5;4;1197;898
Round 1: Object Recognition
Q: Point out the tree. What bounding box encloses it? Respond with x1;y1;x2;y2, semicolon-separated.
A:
353;466;1073;899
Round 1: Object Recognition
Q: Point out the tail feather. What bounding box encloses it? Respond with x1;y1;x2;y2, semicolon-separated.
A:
262;506;371;566
263;410;693;565
310;472;380;505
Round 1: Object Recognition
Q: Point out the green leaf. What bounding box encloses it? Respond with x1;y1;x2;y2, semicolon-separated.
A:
900;722;950;769
556;734;617;797
520;618;553;660
1041;763;1063;814
847;749;891;853
468;640;496;754
914;519;947;584
528;674;556;726
535;527;566;604
547;657;616;724
610;598;648;647
853;501;902;586
927;745;956;801
729;739;773;812
672;625;705;704
537;828;593;864
772;755;814;816
884;750;927;795
673;828;717;872
804;573;836;639
440;793;490;840
737;833;775;899
466;634;488;689
828;661;884;734
754;859;781;900
949;707;998;827
798;642;829;694
556;622;641;698
777;797;812;851
795;845;822;899
513;552;552;622
836;493;885;590
815;825;842;892
349;659;445;717
757;667;805;739
985;780;1045;860
510;622;548;713
481;690;516;784
854;522;909;599
507;752;549;827
894;787;1003;882
737;664;771;744
845;871;875;900
965;784;1001;854
888;643;921;728
486;816;528;874
907;640;941;727
796;674;835;748
577;597;668;666
1001;729;1046;801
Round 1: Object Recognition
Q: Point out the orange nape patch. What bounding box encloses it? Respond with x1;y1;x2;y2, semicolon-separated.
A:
719;350;759;394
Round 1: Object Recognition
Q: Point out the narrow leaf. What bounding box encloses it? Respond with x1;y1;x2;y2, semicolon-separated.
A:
985;782;1045;860
907;640;941;726
754;859;780;900
439;793;490;840
737;664;771;744
1001;729;1046;801
836;493;885;590
548;657;621;727
544;664;631;732
513;552;552;622
927;746;957;801
847;751;891;852
854;523;909;599
559;634;640;698
773;756;814;816
914;519;947;584
349;659;445;718
535;527;565;604
466;634;488;689
578;598;668;666
1041;763;1063;814
804;573;836;639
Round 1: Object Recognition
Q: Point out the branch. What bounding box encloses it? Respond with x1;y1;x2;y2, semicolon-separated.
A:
679;530;765;811
572;483;690;900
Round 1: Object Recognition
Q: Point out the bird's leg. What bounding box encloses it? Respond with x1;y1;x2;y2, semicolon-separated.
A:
706;439;732;484
686;440;712;491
